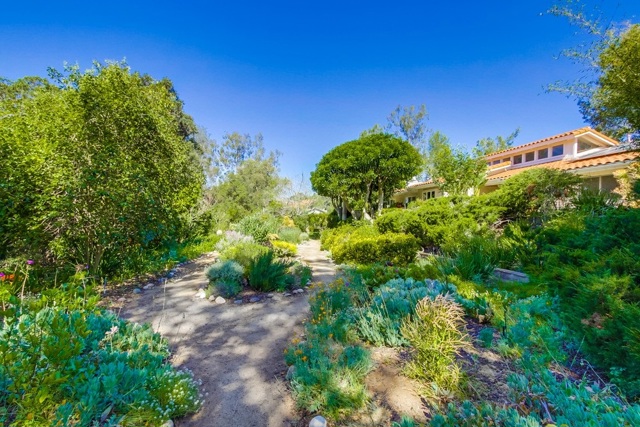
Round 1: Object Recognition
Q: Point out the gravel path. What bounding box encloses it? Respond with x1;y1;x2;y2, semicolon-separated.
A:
120;240;335;427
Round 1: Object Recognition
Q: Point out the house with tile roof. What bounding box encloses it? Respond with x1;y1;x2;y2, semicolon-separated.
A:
393;127;639;205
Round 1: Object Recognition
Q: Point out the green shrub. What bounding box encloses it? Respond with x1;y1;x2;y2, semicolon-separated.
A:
308;213;329;235
354;278;460;346
210;280;242;299
271;240;298;257
206;260;244;298
285;279;371;419
354;305;408;347
375;209;428;246
376;197;503;249
320;222;378;251
237;213;278;243
377;233;420;266
0;300;201;426
206;260;244;284
494;168;582;223
402;257;442;282
528;207;640;396
574;188;621;214
292;214;310;232
446;233;521;273
299;232;310;242
332;233;418;266
499;295;567;366
309;278;354;322
435;235;505;282
278;227;302;243
247;251;293;292
429;288;640;426
401;295;469;398
220;241;270;270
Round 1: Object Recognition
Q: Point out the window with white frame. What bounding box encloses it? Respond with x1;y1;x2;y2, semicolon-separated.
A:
578;141;598;153
552;145;564;156
538;148;548;159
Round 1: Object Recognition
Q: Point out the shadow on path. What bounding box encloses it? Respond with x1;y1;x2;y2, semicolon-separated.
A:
120;240;336;427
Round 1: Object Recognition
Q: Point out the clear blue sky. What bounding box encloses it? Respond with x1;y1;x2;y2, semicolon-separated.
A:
2;1;639;180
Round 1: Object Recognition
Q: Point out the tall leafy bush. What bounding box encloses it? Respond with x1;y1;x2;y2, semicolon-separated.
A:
237;213;278;243
0;63;204;278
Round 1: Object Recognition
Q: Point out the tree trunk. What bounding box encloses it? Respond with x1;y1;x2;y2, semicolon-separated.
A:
377;180;385;216
341;198;348;221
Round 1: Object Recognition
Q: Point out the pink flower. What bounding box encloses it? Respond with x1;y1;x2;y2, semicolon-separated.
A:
26;260;34;265
0;272;4;278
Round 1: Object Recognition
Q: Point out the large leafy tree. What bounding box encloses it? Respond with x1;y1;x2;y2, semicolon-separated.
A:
426;131;487;196
311;133;421;219
584;24;640;142
202;130;283;225
550;4;640;144
208;153;282;223
387;104;430;179
473;128;520;157
0;62;204;275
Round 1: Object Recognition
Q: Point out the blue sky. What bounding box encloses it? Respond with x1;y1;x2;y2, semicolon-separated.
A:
2;1;640;180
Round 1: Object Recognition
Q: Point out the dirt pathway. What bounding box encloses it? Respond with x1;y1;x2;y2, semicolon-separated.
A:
120;240;335;427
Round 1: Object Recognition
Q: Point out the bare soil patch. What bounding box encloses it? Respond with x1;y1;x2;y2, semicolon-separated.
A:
366;347;429;424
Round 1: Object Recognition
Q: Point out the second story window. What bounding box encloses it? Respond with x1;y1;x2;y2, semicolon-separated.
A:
513;154;523;165
525;152;535;162
552;145;564;156
538;148;548;159
578;141;598;152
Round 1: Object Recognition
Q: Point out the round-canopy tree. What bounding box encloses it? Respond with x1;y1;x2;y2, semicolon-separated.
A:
311;133;421;220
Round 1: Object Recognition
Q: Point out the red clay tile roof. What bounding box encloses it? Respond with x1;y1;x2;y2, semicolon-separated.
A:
486;127;618;158
488;151;640;181
407;179;433;187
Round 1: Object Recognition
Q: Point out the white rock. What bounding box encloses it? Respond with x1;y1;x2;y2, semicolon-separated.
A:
266;293;274;298
309;415;327;427
143;283;154;290
162;420;174;427
215;296;226;304
249;297;260;303
133;288;142;294
208;295;216;301
234;299;243;304
195;289;206;299
293;289;304;294
283;292;292;297
117;297;126;302
216;229;223;235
